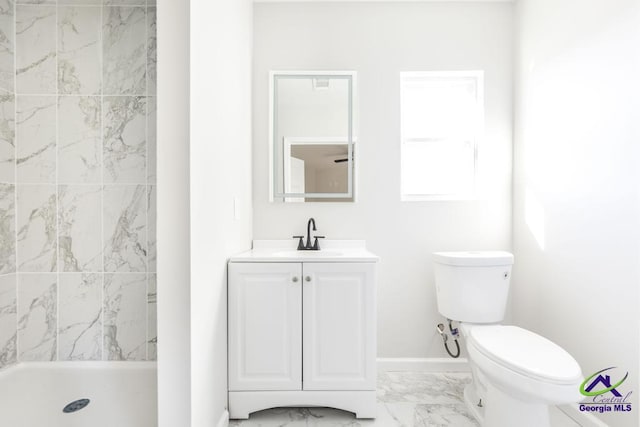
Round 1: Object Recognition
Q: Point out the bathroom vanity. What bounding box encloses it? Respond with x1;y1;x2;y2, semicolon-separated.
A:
227;240;378;419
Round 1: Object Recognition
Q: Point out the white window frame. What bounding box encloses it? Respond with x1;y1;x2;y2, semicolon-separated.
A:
400;70;484;201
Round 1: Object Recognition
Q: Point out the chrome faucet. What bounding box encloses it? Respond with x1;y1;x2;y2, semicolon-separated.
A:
292;218;325;250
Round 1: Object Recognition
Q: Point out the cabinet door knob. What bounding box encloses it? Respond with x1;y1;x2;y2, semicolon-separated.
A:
305;276;311;282
292;276;299;283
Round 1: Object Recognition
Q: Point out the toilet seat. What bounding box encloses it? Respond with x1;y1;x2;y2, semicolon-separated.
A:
468;325;582;385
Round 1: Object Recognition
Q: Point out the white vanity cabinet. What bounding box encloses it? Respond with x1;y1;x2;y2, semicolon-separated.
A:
228;242;378;419
228;263;303;391
301;262;376;391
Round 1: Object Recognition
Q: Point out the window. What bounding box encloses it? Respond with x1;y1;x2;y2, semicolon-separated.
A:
400;71;483;200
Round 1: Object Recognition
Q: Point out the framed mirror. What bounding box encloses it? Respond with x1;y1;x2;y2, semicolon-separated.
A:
270;71;356;202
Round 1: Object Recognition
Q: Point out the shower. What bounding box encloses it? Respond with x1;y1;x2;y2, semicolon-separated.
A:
0;1;158;425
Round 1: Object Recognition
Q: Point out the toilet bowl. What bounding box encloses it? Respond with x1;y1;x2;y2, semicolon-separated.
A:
433;252;583;427
464;324;582;427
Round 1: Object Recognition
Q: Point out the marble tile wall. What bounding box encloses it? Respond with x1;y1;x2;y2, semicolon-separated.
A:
0;0;157;369
0;0;16;369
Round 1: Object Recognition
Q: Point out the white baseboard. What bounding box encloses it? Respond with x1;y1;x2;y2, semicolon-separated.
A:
559;405;610;427
377;357;471;372
216;409;229;427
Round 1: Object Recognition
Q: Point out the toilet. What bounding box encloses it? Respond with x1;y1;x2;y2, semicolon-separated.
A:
433;251;583;427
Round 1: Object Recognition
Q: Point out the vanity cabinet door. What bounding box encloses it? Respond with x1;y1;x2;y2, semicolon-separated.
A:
228;262;302;391
302;262;376;391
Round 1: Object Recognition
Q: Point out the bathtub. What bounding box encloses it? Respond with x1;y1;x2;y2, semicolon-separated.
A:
0;362;157;427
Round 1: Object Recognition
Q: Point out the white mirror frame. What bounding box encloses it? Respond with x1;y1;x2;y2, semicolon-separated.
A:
269;70;356;202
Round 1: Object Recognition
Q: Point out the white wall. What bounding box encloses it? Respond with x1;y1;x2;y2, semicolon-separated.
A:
513;1;640;426
157;0;191;425
190;0;254;426
253;2;513;358
159;1;253;426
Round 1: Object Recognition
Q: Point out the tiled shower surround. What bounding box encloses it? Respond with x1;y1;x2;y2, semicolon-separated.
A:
0;0;157;368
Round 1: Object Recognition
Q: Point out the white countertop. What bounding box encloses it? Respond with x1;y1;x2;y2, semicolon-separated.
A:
229;240;379;263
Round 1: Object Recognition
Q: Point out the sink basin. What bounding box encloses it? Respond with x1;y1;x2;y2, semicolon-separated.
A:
272;250;344;257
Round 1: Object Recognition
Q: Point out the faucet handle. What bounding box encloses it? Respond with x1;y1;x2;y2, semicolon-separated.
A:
312;236;325;250
292;236;305;250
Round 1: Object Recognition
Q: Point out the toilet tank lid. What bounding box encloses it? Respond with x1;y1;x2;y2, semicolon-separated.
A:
432;251;514;266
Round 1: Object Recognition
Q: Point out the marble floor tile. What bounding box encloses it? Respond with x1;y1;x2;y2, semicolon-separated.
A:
229;403;466;427
550;407;581;427
378;372;470;404
229;372;580;427
413;404;478;427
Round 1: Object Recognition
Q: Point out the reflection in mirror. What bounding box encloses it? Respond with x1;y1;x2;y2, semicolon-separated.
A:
284;139;354;202
271;72;355;203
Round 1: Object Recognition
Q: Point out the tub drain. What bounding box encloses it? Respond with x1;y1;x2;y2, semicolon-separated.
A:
63;398;90;414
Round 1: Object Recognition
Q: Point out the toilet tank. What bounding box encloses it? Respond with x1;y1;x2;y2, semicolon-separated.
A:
433;251;514;323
